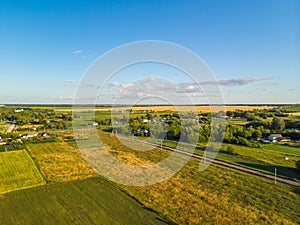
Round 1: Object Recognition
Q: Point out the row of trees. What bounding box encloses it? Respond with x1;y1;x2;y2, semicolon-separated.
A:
0;141;25;152
226;109;288;119
98;111;300;148
0;108;71;130
246;117;286;131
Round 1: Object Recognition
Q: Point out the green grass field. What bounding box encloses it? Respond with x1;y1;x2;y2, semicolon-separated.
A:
219;143;300;167
98;133;300;224
262;144;300;156
227;118;248;125
160;139;300;181
0;177;168;225
280;105;300;112
0;150;45;194
208;148;300;182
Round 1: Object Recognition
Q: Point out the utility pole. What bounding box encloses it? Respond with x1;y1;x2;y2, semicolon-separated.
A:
160;139;162;150
274;168;277;185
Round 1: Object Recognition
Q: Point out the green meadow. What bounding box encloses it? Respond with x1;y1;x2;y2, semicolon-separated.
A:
0;177;168;225
0;150;45;194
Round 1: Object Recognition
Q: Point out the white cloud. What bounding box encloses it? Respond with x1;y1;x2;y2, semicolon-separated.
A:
109;81;121;87
72;50;82;54
200;77;269;86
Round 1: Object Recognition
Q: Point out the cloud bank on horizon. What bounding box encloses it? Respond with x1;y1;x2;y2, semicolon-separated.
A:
89;76;269;105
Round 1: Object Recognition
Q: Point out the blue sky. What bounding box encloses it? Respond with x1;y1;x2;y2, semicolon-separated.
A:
0;0;299;104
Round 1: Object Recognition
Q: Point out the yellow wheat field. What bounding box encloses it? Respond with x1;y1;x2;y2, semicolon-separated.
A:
53;105;275;113
95;105;274;113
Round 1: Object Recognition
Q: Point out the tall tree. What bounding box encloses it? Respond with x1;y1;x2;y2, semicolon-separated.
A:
271;117;285;131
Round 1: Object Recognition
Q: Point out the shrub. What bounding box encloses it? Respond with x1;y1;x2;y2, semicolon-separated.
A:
237;137;249;146
226;146;235;155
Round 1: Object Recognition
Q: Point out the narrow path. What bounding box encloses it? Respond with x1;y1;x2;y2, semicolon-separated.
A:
6;124;15;133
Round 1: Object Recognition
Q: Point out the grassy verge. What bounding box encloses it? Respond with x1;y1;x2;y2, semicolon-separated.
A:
220;143;300;180
159;139;300;181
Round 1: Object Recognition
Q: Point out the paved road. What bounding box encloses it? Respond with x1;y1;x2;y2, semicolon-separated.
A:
126;138;300;189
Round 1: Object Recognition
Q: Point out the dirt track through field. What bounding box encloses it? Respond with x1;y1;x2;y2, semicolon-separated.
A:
6;124;15;133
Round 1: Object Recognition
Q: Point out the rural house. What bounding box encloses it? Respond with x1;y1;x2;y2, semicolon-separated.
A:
267;134;291;142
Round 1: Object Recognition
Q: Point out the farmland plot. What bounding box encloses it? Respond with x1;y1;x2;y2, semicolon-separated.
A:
0;150;45;194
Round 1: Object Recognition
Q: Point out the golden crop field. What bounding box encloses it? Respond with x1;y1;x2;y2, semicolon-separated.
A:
95;105;274;112
26;141;97;183
22;105;275;113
